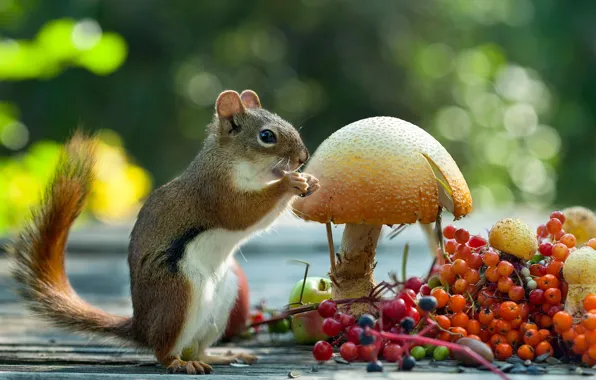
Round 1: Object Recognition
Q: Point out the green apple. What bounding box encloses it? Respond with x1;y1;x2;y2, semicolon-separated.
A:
288;277;332;344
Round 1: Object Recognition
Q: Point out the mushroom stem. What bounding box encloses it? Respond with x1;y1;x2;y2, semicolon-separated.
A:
331;223;382;316
326;223;336;272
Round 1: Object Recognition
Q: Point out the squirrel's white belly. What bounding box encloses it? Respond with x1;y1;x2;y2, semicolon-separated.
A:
173;193;293;355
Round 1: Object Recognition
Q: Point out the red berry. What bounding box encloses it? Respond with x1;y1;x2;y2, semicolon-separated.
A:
313;341;333;361
407;307;421;324
383;343;401;362
468;235;487;248
318;300;337;318
536;224;549;239
358;344;377;361
443;225;457;239
347;325;363;344
337;313;356;328
405;277;424;293
420;284;431;296
529;289;545;305
400;289;417;308
322;318;342;337
455;228;470;244
339;342;359;362
546;218;563;235
445;240;457;254
383;298;407;321
539;242;553;257
550;211;566;224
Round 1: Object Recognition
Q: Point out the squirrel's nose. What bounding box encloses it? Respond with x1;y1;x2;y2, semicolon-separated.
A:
298;149;309;166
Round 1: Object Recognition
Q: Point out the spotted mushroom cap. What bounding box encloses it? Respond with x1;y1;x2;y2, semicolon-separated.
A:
562;206;596;246
488;218;538;261
292;117;472;225
562;246;596;285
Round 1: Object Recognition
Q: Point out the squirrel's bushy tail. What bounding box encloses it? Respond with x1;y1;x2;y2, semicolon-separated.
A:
7;131;134;343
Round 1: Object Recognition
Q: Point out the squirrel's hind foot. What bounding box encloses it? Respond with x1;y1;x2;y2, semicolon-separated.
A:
166;358;213;375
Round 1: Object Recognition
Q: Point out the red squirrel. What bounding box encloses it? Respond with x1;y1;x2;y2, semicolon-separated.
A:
7;90;320;375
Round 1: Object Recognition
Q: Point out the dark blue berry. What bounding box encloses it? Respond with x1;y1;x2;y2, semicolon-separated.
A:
359;331;376;345
401;355;416;371
418;296;438;312
400;317;415;332
366;360;383;372
358;314;375;328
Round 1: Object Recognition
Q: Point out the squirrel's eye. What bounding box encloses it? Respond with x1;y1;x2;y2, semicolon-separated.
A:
259;129;277;145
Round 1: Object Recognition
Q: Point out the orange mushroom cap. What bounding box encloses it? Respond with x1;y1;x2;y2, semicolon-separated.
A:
293;117;472;225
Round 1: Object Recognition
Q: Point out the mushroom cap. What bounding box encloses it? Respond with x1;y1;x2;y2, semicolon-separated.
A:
293;117;472;225
562;246;596;285
563;206;596;246
488;218;538;261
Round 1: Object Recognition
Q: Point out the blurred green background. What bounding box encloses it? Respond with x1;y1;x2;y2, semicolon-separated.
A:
1;0;595;235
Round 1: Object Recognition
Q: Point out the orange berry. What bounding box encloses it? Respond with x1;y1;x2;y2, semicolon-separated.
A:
440;264;456;285
575;325;587;335
551;243;569;261
584;352;596;366
507;329;522;347
435;315;451;330
452;259;469;275
517;344;535;361
497;261;514;277
500;301;520;321
495;343;513;360
574;334;589;355
452;278;469;294
535;341;554;358
584;312;596;331
439;331;451;341
546;260;564;277
482;250;500;266
585;294;596;312
510;315;523;329
508;286;525;302
464;269;480;284
485;266;500;282
431;288;449;309
524;329;541;346
586;329;596;345
538;329;550;341
544;288;562;305
589;344;596;360
553;311;573;332
467;334;481;341
537;314;553;329
478;308;494;326
448;294;467;313
537;274;560;291
496;319;512;335
467;319;481;336
560;233;576;248
588;238;596;250
521;322;538;334
450;327;468;341
562;328;577;345
497;277;514;293
490;333;507;348
452;312;470;328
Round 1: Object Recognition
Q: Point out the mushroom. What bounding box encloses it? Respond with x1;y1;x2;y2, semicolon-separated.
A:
292;117;472;315
562;206;596;246
488;218;538;261
562;246;596;317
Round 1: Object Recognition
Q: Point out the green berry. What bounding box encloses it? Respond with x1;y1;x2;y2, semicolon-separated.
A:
433;346;450;361
268;318;290;333
410;346;426;360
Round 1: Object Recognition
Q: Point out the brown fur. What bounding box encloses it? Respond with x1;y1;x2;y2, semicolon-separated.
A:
7;90;315;372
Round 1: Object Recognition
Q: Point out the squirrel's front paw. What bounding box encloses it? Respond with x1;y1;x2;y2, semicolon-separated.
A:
302;173;320;197
284;172;309;196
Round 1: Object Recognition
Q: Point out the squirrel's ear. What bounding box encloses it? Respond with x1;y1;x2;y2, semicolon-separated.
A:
216;90;245;119
240;90;261;109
